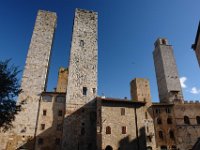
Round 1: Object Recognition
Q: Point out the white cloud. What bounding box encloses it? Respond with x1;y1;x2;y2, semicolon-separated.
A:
190;87;200;94
180;77;187;88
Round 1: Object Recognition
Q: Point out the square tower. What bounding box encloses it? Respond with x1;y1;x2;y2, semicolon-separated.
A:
62;9;98;150
192;21;200;67
56;67;68;93
153;38;183;103
130;78;152;105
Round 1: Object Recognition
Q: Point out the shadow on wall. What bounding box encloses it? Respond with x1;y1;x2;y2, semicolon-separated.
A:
10;98;148;150
118;127;147;150
16;98;97;150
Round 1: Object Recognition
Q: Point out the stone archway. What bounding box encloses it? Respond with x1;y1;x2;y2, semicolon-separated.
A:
105;145;113;150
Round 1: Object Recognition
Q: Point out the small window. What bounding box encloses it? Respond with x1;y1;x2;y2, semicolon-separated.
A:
155;108;160;114
80;40;84;47
147;146;152;150
83;87;87;95
43;110;47;116
157;118;162;124
38;138;44;145
169;130;174;139
121;108;125;116
92;88;96;94
160;146;167;150
56;124;62;131
159;131;163;139
171;145;177;150
166;108;171;113
167;118;172;124
56;96;65;103
42;96;52;102
106;126;111;134
58;110;63;117
147;136;152;143
55;138;60;145
81;127;85;135
122;126;126;134
184;116;190;124
162;39;166;45
196;116;200;124
40;124;45;130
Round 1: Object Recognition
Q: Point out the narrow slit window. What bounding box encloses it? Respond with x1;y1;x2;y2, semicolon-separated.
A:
43;110;47;116
83;87;87;95
80;40;84;47
122;126;126;134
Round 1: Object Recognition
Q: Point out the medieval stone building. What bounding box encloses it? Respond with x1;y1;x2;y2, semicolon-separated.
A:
0;8;200;150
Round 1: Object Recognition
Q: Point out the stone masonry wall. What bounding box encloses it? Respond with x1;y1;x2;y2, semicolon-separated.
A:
0;10;57;150
153;38;183;103
62;9;98;150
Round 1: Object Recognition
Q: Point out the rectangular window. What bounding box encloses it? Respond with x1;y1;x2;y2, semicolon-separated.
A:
43;110;47;116
166;108;171;113
38;138;44;145
122;126;126;134
83;87;87;95
58;110;63;117
155;108;161;114
92;88;96;94
55;138;60;145
56;124;62;131
121;108;125;116
40;124;45;130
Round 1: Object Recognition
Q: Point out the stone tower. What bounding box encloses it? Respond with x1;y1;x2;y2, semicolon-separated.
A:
56;67;68;92
153;38;183;103
5;10;57;149
62;9;98;150
130;78;152;105
130;78;156;150
192;21;200;67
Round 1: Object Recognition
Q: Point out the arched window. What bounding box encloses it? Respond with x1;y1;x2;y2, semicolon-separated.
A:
106;126;111;134
196;116;200;124
157;118;162;124
160;145;167;150
159;131;163;139
105;145;113;150
147;146;152;150
184;116;190;124
169;130;174;139
167;117;172;124
171;145;177;150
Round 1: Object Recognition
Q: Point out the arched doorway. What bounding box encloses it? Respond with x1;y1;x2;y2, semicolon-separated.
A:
105;145;113;150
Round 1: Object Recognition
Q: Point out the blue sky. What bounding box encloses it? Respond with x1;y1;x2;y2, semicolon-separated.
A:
0;0;200;102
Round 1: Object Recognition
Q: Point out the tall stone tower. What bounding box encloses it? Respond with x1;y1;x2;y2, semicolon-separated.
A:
56;67;68;93
8;10;57;148
62;9;98;150
153;38;183;103
192;21;200;67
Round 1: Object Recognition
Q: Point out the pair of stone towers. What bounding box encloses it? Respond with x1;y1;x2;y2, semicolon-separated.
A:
4;8;98;150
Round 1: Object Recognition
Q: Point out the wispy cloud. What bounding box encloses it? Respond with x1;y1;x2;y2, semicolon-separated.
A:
190;87;200;94
180;77;187;88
